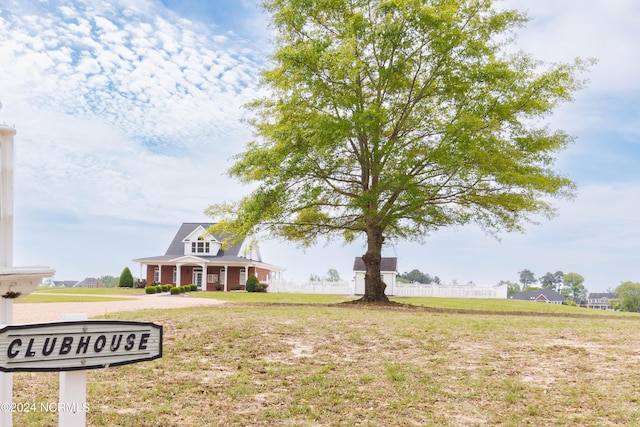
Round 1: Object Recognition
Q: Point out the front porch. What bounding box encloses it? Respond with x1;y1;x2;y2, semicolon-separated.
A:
146;263;275;291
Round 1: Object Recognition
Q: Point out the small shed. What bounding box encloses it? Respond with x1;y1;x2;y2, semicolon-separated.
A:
353;257;398;295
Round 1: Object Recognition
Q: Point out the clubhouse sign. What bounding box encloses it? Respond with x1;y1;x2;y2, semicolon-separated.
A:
0;320;162;372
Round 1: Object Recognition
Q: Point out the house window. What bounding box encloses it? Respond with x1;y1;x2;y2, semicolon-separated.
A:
154;267;160;283
220;268;226;286
191;239;210;254
239;268;247;286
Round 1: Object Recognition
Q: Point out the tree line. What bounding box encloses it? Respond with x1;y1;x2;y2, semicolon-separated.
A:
501;269;587;300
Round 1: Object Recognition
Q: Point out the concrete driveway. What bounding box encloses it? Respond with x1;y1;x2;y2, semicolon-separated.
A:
12;293;226;323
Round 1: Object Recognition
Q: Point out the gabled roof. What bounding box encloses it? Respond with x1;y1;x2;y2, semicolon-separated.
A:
74;277;103;288
133;223;283;271
53;280;78;287
510;289;566;302
588;292;618;299
181;224;219;243
165;223;235;256
353;257;398;272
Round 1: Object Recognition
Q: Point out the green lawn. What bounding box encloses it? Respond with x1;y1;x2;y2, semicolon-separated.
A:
12;303;640;426
192;291;356;305
390;296;635;316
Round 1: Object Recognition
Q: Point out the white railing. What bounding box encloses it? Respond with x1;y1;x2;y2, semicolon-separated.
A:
268;279;354;295
393;283;507;299
268;279;507;299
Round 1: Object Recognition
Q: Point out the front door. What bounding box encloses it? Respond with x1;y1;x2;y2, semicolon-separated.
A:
192;269;203;288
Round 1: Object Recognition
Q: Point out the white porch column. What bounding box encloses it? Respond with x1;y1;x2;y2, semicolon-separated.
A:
200;264;207;291
223;265;228;292
176;263;182;287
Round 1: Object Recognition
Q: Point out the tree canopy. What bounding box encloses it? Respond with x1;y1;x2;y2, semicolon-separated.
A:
400;269;439;284
612;281;640;312
518;269;537;288
539;271;563;291
207;0;589;302
562;272;587;300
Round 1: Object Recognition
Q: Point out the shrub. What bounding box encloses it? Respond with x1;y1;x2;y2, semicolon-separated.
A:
256;283;269;293
215;284;223;291
180;286;186;293
190;284;198;291
118;267;134;288
170;287;180;295
156;285;163;293
145;286;157;294
246;274;260;292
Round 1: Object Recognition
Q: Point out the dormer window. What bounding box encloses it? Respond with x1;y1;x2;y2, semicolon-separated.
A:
182;225;221;255
191;237;210;254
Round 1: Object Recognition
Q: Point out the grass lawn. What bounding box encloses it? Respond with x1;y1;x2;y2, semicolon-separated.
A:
11;298;640;426
192;291;356;305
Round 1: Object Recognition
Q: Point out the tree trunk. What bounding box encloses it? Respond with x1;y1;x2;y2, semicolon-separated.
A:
358;225;390;303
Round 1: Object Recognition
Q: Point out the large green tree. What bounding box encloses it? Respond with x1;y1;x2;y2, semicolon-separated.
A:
612;281;640;312
518;269;537;288
207;0;588;302
563;272;587;300
539;270;563;292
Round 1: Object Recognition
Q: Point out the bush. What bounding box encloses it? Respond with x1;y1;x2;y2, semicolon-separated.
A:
145;286;157;294
190;284;198;291
170;287;180;295
118;267;134;288
156;285;163;293
246;274;260;292
256;283;269;293
215;284;223;291
180;286;186;293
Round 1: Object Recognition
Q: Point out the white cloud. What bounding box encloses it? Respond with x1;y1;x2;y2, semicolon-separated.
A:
1;0;638;290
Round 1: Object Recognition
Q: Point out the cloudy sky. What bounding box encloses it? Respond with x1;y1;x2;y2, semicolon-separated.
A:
0;0;638;292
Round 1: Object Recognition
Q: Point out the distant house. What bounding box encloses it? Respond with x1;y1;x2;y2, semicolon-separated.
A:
587;293;618;310
353;257;398;295
134;222;284;291
510;289;566;304
73;277;104;288
52;280;78;288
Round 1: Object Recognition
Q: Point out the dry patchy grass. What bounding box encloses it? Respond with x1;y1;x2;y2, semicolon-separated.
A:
11;304;640;426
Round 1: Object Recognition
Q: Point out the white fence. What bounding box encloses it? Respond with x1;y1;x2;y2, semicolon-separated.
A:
393;283;507;299
269;280;353;295
269;279;507;299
